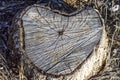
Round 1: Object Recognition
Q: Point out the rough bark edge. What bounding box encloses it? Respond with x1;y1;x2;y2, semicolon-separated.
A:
9;5;109;79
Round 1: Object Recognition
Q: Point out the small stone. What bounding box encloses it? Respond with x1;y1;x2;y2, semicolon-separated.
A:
113;49;118;54
110;5;119;12
0;67;3;70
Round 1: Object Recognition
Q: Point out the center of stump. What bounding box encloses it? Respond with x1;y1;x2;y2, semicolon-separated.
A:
58;29;64;36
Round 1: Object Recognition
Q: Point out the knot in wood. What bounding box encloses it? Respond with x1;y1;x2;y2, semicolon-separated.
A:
57;29;64;36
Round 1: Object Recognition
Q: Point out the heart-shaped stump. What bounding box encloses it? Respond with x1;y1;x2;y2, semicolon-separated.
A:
9;5;108;79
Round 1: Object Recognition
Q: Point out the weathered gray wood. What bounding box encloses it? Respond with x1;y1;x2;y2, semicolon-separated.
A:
21;6;102;75
22;7;102;74
10;5;102;76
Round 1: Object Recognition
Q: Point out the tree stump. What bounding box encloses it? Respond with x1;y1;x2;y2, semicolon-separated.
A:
9;4;108;80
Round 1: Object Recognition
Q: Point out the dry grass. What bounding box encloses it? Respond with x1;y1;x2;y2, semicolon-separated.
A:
0;0;120;80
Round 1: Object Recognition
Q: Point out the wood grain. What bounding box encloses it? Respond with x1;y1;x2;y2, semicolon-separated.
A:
19;5;102;75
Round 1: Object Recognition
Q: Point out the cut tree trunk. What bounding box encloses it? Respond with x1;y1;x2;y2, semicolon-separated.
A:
8;4;109;80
